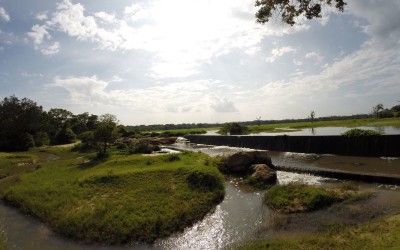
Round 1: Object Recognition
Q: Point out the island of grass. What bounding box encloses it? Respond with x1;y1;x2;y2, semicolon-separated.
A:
0;147;224;244
264;183;372;213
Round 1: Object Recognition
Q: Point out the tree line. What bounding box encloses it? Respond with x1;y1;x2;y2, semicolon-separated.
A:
0;96;123;152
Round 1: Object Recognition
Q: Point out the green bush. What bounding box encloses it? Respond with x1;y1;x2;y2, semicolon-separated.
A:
219;122;248;135
126;142;160;154
53;127;76;145
187;171;224;192
341;128;381;137
34;132;50;147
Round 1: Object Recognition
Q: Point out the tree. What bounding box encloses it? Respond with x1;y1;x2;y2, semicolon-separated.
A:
309;110;316;124
220;122;248;135
255;116;262;126
372;104;384;117
255;0;346;26
94;114;118;156
0;96;45;151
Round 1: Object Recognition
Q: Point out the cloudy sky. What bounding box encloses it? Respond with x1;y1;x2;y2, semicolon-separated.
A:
0;0;399;125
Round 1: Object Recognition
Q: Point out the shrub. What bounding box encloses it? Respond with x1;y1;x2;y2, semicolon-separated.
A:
219;122;248;135
164;154;180;162
187;171;224;192
264;184;339;213
53;127;76;145
342;128;381;137
34;132;50;147
126;142;160;154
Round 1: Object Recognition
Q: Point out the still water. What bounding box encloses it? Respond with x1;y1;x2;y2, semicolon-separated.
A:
205;126;400;136
1;142;399;249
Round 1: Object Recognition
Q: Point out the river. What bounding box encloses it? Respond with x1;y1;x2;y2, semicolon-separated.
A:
1;142;399;250
205;126;400;136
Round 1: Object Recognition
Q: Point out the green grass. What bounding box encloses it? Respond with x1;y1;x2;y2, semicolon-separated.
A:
0;152;39;179
0;230;5;250
264;183;372;213
235;214;400;250
0;147;224;243
246;117;400;134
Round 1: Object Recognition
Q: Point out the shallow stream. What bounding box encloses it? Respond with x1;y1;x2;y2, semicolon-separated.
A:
1;142;399;249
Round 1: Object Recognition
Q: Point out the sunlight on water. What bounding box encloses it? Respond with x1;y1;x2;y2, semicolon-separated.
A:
156;182;265;250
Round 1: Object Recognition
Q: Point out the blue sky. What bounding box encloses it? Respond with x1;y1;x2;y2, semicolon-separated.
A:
0;0;399;125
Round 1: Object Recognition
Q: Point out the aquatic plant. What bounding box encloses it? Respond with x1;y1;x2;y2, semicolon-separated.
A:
342;128;381;137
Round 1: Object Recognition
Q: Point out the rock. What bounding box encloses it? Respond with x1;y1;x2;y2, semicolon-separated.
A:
224;151;273;173
249;164;277;184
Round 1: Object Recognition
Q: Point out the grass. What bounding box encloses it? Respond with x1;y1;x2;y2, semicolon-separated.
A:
246;117;400;134
0;152;39;179
0;230;5;250
235;214;400;250
0;147;224;244
264;183;372;213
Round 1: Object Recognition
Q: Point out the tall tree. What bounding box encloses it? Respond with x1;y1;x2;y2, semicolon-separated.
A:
94;114;118;156
309;110;316;124
0;96;44;151
372;104;384;117
255;0;346;25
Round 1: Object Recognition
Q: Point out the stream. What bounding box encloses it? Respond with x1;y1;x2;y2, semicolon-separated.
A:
1;141;400;250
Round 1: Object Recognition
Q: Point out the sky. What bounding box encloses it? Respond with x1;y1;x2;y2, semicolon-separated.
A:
0;0;399;125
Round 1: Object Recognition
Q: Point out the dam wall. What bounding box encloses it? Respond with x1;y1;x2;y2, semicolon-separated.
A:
183;135;400;157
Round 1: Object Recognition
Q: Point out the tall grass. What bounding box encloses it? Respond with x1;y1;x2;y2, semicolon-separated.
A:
0;147;224;243
235;214;400;250
0;230;5;250
264;183;372;213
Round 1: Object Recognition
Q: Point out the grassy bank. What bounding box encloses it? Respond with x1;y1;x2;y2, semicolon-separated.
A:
264;183;372;213
247;117;400;134
0;147;224;243
236;214;400;250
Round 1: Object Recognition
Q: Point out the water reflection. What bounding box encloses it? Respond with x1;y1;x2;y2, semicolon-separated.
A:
205;126;400;136
156;182;266;250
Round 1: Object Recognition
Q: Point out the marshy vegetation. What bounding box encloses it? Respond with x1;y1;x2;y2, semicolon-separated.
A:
0;147;224;243
263;183;373;213
236;214;400;250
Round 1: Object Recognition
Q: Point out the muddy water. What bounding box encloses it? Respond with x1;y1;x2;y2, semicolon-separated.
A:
1;142;400;249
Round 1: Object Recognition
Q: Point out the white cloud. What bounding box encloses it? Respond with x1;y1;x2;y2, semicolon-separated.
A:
266;46;297;63
293;59;303;66
124;3;150;22
27;25;50;47
29;0;309;79
36;12;48;21
305;51;323;62
53;75;109;103
0;6;10;22
94;11;116;23
259;43;400;101
41;42;60;55
27;24;60;55
210;96;237;113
